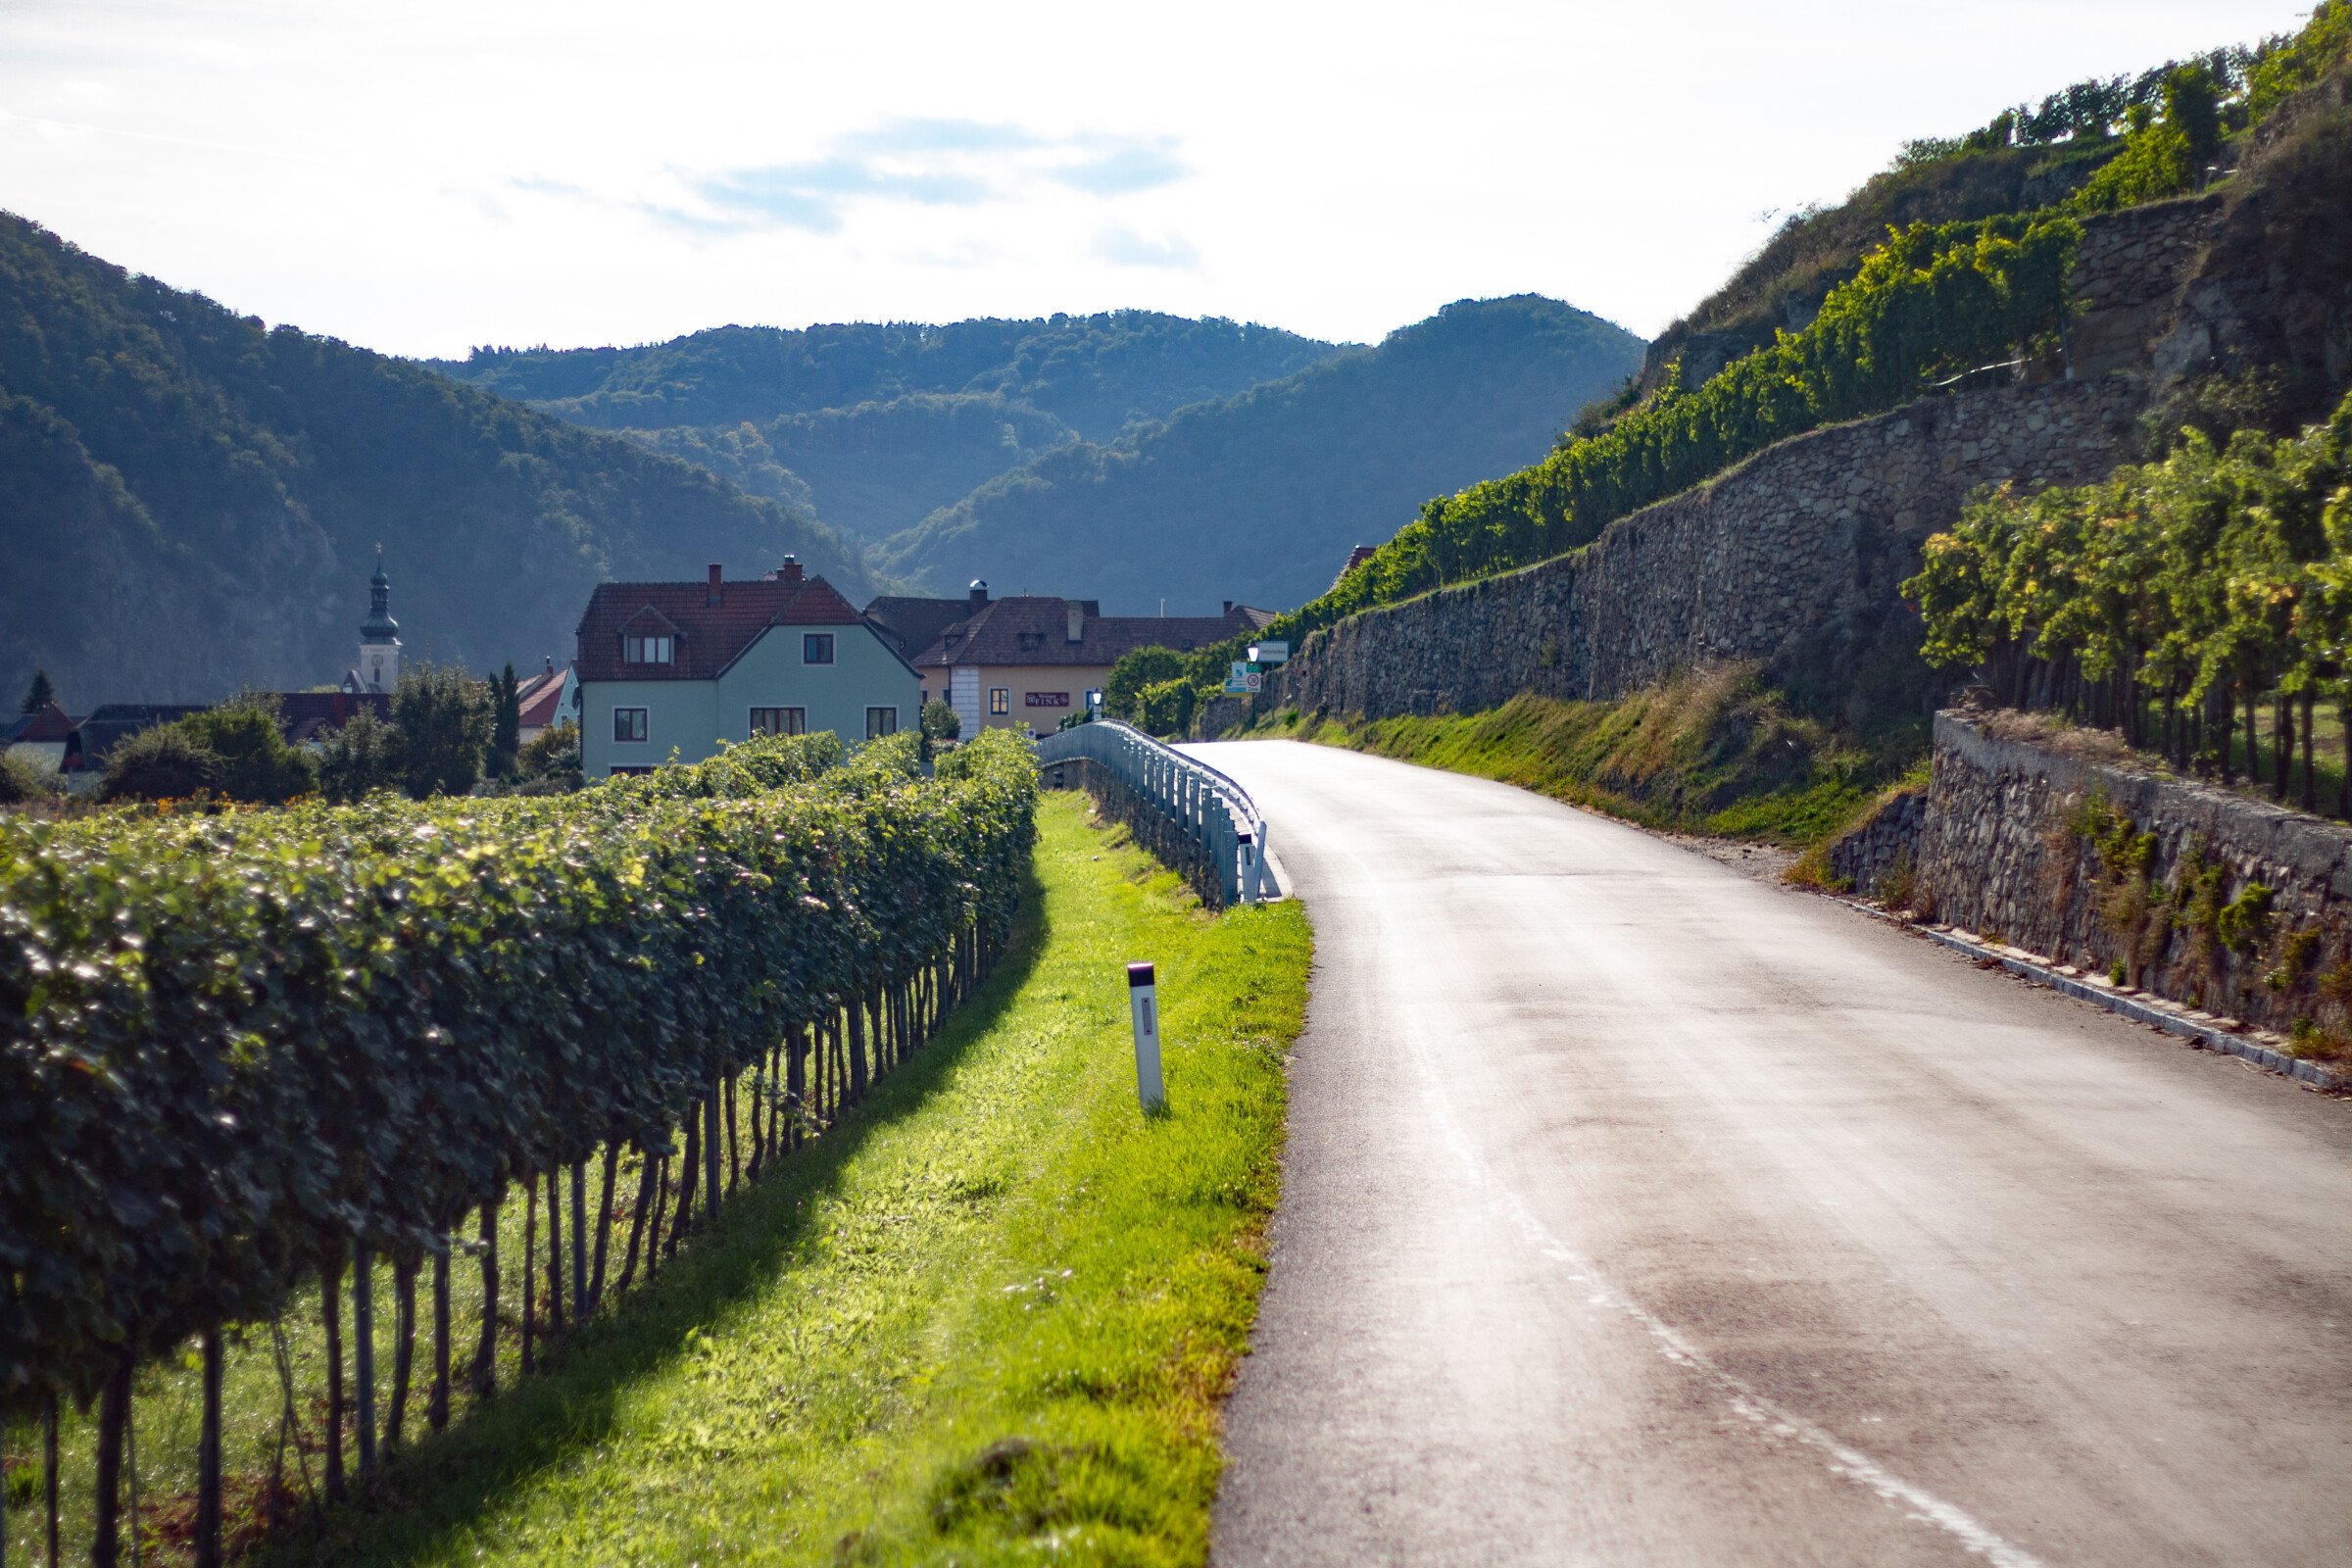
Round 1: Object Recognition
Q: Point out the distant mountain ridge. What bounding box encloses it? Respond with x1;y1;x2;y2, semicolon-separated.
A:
878;296;1646;613
428;314;1348;548
0;212;872;707
434;297;1644;617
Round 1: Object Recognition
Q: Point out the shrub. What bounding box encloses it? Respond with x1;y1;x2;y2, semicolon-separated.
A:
97;723;223;802
317;707;409;801
515;715;581;785
0;752;52;805
178;693;318;803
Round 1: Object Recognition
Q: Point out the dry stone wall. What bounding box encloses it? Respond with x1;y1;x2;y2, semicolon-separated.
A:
1908;710;2352;1036
1247;377;2144;727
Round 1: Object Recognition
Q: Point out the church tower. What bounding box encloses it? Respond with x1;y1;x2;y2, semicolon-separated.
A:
359;547;403;693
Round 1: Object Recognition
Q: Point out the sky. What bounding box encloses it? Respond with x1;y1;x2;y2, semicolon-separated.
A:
0;0;2315;361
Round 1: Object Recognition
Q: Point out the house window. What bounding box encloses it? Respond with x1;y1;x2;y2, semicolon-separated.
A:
865;706;899;740
609;765;655;777
621;634;673;664
613;707;649;743
803;633;835;664
988;687;1010;715
750;707;806;736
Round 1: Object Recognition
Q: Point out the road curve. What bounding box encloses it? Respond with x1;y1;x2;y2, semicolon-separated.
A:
1197;741;2352;1568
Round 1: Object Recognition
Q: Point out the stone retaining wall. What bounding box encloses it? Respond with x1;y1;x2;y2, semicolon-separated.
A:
1243;376;2144;728
1827;788;1927;900
1901;710;2352;1037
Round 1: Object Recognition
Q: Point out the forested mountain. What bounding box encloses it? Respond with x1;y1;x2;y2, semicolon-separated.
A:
0;213;871;707
429;314;1344;545
630;393;1082;542
876;296;1645;612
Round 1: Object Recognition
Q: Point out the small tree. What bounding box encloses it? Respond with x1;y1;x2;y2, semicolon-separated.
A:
1104;647;1187;721
20;669;55;715
393;662;491;799
920;700;960;743
488;664;522;779
318;708;409;801
1136;677;1198;737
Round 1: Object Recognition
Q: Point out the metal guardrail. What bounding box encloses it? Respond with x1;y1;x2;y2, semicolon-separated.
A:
1033;719;1272;904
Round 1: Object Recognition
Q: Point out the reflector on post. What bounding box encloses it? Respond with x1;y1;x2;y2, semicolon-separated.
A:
1127;961;1166;1112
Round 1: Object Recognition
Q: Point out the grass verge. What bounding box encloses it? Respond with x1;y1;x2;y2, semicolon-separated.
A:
1249;663;1921;850
216;789;1303;1567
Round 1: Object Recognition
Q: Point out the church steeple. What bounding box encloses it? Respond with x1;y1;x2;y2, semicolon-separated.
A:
359;546;403;693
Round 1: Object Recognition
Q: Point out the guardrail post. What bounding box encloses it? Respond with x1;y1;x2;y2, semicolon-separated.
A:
1217;806;1240;905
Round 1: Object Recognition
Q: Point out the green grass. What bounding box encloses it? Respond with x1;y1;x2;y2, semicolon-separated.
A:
1251;664;1920;850
4;792;1310;1567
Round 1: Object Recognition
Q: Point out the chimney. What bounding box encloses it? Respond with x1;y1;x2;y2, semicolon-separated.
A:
968;579;989;610
544;655;555;676
1222;601;1233;615
707;564;723;606
778;555;805;587
1065;601;1085;644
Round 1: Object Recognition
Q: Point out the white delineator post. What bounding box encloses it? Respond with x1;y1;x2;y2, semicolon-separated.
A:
1127;961;1166;1111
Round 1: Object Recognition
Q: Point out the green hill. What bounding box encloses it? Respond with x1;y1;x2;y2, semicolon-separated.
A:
0;212;872;708
878;296;1645;613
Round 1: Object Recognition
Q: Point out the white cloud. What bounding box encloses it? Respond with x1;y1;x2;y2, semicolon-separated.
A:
0;0;2312;357
1094;224;1201;270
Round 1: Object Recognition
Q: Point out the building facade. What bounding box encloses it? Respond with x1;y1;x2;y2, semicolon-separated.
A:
882;582;1274;740
576;560;917;777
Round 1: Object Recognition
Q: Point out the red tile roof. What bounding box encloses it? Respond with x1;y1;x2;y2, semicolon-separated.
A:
1333;545;1379;590
515;667;568;729
574;570;865;682
910;597;1272;669
4;702;76;744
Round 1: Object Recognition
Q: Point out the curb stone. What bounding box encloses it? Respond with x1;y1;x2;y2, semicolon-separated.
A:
1838;899;2345;1093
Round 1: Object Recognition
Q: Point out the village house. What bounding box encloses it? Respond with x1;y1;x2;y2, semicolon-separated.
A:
514;659;570;745
872;582;1273;740
575;559;916;777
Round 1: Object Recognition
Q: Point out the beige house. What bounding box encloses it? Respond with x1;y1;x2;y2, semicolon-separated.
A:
869;583;1273;739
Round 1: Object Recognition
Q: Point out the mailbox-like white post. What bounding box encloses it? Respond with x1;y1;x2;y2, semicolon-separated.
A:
1127;961;1166;1111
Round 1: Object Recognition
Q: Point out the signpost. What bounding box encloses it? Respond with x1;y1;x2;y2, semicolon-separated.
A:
1224;661;1264;695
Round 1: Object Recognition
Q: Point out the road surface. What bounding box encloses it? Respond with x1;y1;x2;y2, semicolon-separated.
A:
1197;741;2352;1568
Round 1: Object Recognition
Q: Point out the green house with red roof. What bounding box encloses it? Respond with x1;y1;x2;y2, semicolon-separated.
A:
574;558;918;778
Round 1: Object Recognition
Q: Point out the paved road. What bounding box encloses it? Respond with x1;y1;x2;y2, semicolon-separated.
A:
1197;741;2352;1568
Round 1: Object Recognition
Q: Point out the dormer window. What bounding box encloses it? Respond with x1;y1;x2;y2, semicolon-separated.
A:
622;633;674;665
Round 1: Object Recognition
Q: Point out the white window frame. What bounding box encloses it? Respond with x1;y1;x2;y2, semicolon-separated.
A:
620;634;673;665
749;707;807;737
613;707;649;743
